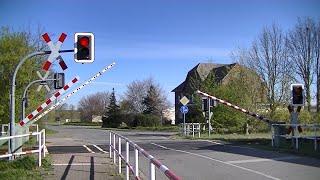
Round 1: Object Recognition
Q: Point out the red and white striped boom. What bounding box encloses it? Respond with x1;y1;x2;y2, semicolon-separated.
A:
30;62;116;125
197;90;279;124
19;76;80;126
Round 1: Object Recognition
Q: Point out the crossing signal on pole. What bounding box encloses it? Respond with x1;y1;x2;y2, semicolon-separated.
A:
74;33;94;63
202;97;209;112
291;84;304;106
54;73;65;89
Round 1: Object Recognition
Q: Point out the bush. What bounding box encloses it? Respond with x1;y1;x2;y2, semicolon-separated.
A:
101;113;162;128
102;114;122;128
132;114;161;127
299;110;312;124
272;108;290;123
313;113;320;124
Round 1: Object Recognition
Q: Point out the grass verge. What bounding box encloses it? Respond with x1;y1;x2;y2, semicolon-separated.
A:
101;125;180;132
63;122;102;126
0;155;53;180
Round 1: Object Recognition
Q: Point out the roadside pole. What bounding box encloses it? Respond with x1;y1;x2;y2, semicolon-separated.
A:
183;112;186;136
208;99;211;137
10;51;48;159
9;49;73;159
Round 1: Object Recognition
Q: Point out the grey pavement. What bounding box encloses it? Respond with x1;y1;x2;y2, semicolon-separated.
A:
46;125;320;180
46;125;121;180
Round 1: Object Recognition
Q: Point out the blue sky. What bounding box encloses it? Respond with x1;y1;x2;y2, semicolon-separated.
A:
1;0;320;107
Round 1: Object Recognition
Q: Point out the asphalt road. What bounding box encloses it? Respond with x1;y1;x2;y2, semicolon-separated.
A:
46;125;320;180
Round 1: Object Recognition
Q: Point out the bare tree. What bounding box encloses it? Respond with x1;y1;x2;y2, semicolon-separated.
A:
241;24;293;117
287;17;317;111
69;104;76;122
121;78;170;114
78;91;110;121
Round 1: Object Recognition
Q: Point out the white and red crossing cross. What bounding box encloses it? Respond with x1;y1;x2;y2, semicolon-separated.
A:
42;33;68;71
36;71;50;92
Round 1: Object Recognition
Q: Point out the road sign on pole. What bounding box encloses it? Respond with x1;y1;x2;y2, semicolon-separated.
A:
180;96;190;106
41;33;68;71
180;105;189;114
180;105;189;136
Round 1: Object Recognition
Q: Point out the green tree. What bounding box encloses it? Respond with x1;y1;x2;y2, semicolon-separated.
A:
198;65;266;133
143;85;161;115
0;27;46;124
102;88;121;127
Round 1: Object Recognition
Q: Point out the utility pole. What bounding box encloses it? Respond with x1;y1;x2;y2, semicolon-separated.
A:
9;50;73;159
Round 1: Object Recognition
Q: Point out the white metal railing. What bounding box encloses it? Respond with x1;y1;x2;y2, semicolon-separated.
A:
109;131;181;180
180;123;201;138
0;129;46;167
1;124;39;137
271;123;319;151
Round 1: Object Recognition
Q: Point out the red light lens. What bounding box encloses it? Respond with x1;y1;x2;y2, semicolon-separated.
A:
79;37;89;47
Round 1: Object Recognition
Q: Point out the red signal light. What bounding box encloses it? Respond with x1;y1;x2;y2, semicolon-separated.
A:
79;37;89;47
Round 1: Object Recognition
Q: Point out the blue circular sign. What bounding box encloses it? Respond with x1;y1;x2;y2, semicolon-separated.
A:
180;105;189;114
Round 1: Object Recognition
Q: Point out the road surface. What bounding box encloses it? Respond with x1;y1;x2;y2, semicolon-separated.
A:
47;125;320;180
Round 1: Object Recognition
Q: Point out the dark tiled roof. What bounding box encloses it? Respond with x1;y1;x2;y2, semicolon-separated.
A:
171;81;186;92
172;62;237;92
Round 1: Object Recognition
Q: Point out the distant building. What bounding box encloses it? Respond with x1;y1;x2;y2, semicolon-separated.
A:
91;115;102;122
172;63;265;124
162;107;175;125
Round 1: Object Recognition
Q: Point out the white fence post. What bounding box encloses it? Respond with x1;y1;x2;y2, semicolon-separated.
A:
135;147;139;177
314;126;317;151
38;132;42;167
109;132;112;158
43;129;46;158
192;124;195;137
113;134;116;164
36;124;39;142
126;141;129;180
149;161;156;180
295;125;299;150
118;136;122;174
271;125;274;147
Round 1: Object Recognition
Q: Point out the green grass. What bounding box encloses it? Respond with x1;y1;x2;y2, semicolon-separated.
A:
44;128;57;135
63;121;102;126
0;155;53;180
133;125;179;132
101;125;180;132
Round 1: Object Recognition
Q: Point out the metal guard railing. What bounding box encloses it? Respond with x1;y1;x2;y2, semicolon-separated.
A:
0;129;46;167
271;123;319;151
109;131;181;180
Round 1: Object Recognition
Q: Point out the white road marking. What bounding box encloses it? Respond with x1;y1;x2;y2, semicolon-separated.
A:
92;144;108;153
151;143;280;180
83;145;95;153
227;156;300;164
53;163;103;166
